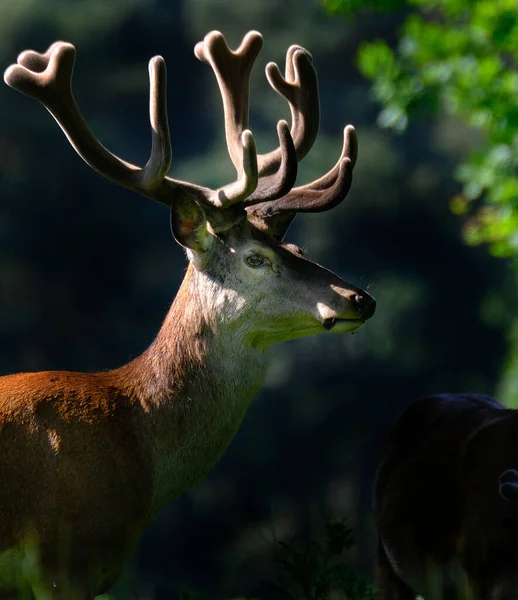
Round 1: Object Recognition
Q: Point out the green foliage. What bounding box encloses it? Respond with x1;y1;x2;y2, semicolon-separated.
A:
324;0;407;14
331;0;518;257
180;519;376;600
265;518;376;600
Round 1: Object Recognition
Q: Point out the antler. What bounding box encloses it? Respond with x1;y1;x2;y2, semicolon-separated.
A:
193;32;359;238
190;31;360;237
194;31;322;202
260;43;320;174
247;125;358;236
4;42;174;192
3;39;260;230
4;32;358;238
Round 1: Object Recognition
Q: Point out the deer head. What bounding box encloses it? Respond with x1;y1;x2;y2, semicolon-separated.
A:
4;31;375;350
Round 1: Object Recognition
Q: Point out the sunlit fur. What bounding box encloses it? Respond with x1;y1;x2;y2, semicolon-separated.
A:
0;220;372;598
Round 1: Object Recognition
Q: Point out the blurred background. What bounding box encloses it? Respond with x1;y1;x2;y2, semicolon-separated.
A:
0;0;516;597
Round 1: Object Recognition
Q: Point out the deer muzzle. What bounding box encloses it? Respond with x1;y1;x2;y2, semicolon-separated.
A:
321;290;376;331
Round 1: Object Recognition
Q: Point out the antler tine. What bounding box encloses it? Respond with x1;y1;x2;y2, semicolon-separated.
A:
194;30;261;172
4;42;172;199
3;41;262;218
245;119;297;203
258;45;320;176
293;124;358;194
143;56;172;189
195;31;298;206
247;126;358;236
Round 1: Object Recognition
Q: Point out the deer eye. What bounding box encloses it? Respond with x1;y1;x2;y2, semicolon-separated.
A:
245;253;267;268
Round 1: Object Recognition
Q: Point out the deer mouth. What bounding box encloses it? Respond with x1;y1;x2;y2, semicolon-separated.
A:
322;317;365;332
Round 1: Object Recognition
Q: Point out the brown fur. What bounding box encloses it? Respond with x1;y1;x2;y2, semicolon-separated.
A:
0;267;214;595
0;228;374;598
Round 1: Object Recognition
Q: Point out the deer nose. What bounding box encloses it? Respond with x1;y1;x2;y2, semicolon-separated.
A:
353;293;376;320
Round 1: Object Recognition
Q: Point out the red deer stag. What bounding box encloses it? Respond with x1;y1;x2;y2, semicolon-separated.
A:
375;393;518;600
1;30;375;598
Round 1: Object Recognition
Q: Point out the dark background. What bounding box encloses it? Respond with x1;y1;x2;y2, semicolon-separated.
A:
0;0;515;597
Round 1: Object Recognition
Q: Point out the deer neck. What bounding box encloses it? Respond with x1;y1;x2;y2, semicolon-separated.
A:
118;264;267;515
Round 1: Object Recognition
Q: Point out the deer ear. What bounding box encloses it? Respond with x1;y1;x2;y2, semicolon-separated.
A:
170;195;212;252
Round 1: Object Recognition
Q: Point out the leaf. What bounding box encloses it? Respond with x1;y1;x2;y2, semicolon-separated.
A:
339;0;518;258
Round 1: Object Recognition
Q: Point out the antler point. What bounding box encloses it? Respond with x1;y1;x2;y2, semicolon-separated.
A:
277;119;289;133
265;62;284;87
149;55;166;72
243;30;264;46
205;31;226;50
241;129;255;149
3;64;19;88
206;30;224;40
194;31;225;62
51;42;76;58
193;41;206;62
287;44;313;64
291;48;312;67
